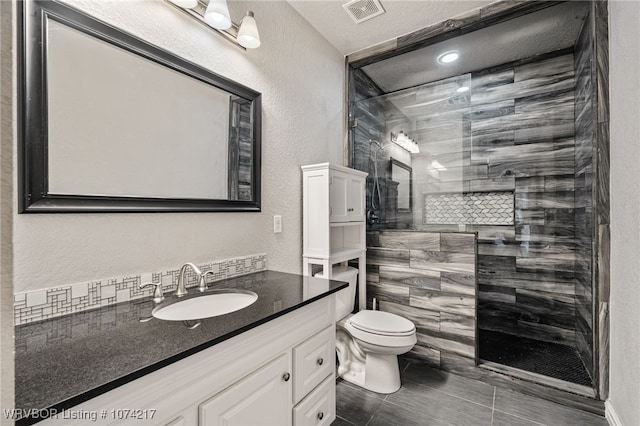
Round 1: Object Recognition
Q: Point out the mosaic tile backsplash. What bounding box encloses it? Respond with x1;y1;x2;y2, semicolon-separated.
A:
14;253;267;326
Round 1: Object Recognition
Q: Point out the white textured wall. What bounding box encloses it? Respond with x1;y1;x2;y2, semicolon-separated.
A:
609;1;640;425
13;0;345;294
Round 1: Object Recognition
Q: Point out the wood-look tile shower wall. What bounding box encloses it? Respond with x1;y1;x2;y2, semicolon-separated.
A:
356;50;583;347
469;51;579;346
349;69;393;228
366;231;477;367
353;50;591;353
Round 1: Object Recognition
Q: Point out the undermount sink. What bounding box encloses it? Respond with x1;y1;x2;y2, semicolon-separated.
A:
152;290;258;321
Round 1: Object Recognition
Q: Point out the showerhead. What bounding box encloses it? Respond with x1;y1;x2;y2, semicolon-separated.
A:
369;139;387;151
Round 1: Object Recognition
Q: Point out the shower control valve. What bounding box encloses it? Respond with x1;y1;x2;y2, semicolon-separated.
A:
367;210;379;225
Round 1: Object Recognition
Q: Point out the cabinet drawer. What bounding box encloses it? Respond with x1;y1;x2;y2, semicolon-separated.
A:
293;375;335;426
293;326;335;403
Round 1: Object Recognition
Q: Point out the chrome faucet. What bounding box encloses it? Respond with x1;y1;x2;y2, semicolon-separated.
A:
176;263;216;296
176;262;201;297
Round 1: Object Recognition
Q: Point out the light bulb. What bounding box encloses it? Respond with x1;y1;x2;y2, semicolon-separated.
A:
438;50;460;64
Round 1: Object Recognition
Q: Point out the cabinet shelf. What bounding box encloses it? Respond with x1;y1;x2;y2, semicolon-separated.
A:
302;163;368;311
303;247;365;262
329;221;363;228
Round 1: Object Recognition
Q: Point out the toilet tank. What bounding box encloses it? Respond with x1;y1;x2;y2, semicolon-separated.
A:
315;265;358;320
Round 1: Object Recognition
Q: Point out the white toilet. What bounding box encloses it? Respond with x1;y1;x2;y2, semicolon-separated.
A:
317;265;417;394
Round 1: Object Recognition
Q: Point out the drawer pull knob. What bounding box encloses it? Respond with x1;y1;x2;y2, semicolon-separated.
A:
317;358;324;366
317;412;324;420
282;372;291;382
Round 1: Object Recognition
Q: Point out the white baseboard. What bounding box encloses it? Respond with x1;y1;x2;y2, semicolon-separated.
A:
605;400;623;426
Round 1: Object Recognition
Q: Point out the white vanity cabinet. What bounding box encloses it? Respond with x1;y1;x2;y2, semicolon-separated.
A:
302;163;368;311
40;298;336;426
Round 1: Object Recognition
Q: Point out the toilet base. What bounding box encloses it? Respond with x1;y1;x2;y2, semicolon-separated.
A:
338;353;401;394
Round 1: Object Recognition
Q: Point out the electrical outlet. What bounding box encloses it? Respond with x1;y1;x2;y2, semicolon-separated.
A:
273;215;282;233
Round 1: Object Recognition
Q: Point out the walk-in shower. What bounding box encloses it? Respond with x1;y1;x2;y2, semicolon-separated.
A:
347;0;610;401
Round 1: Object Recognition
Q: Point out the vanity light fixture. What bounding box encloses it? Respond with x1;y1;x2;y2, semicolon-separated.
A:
166;0;261;50
204;0;232;29
168;0;198;8
430;160;447;171
437;50;460;64
237;11;261;49
391;131;420;154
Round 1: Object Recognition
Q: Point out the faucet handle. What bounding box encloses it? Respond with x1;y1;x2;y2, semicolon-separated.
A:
198;271;216;292
140;281;164;303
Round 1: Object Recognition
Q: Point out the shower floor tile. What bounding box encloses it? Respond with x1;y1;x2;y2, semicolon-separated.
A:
478;329;593;387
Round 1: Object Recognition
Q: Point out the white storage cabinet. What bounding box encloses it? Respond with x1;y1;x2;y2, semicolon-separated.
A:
302;163;367;311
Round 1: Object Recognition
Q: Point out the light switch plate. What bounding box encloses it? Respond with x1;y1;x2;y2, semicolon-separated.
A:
273;215;282;233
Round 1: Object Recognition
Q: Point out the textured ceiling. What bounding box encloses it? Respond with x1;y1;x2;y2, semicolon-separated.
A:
288;1;590;93
287;0;495;56
362;1;590;92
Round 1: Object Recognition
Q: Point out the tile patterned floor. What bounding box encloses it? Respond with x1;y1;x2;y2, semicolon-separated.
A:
479;330;593;387
332;361;607;426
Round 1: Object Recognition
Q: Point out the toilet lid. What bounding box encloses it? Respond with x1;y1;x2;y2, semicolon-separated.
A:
349;310;415;335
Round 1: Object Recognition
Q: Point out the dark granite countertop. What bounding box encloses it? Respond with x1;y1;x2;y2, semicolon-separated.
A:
14;270;347;425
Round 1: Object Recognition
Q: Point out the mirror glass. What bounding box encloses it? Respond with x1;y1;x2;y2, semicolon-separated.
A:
390;158;412;211
20;1;261;212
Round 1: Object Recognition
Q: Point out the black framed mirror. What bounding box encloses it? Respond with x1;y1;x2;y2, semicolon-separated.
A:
389;158;412;212
19;0;261;213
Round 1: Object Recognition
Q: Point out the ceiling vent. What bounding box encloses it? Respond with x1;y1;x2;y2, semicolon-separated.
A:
342;0;386;24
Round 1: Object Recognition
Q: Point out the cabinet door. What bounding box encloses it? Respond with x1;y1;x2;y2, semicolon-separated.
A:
330;172;365;223
329;172;349;222
199;353;292;426
346;176;365;221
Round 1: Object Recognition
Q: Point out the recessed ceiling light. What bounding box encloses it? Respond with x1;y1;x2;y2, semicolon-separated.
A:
438;50;460;64
456;86;469;93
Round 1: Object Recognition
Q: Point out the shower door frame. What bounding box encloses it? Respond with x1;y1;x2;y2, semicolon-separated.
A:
344;0;611;403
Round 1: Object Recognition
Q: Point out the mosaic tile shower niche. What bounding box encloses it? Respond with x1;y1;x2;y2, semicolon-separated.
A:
424;192;514;225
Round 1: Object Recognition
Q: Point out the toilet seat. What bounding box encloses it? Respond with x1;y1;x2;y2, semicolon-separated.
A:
343;310;417;349
348;310;415;336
